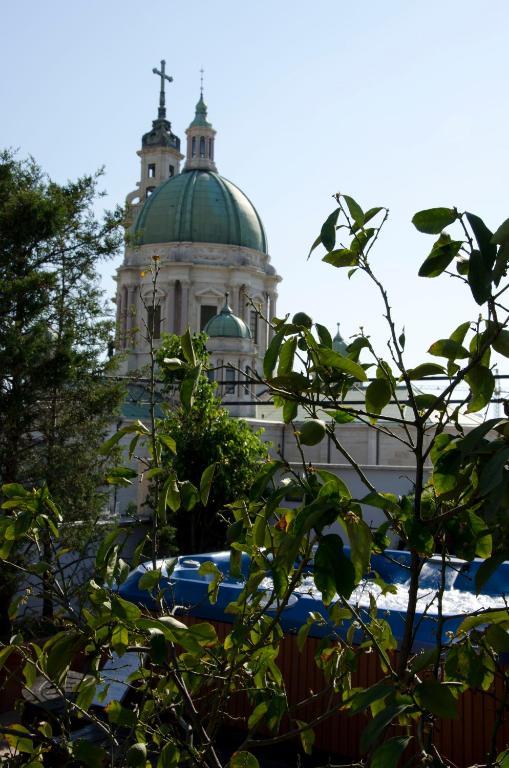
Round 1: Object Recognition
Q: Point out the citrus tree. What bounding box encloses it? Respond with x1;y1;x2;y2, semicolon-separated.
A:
1;197;509;767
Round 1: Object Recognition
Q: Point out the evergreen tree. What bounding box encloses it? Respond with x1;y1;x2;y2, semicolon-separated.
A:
156;332;269;553
0;151;125;623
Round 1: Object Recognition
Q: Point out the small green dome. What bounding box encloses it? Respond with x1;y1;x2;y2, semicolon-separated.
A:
134;171;268;253
204;296;251;339
189;95;212;128
333;323;348;355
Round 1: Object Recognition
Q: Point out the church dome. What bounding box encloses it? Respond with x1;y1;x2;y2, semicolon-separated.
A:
204;296;251;339
133;170;268;254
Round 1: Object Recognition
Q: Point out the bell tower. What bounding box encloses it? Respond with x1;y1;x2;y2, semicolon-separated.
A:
126;60;184;221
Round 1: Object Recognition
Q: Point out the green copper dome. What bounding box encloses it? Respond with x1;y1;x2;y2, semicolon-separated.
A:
204;296;251;339
133;171;268;253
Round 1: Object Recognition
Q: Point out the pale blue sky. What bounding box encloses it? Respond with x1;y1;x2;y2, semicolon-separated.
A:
2;0;509;377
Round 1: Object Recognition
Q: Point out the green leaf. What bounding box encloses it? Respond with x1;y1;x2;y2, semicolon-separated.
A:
412;207;458;234
45;631;82;680
296;720;315;755
111;624;129;655
407;363;445;381
468;249;492;305
314;534;356;604
343;195;364;225
308;232;322;258
457;417;501;455
282;398;298;423
316;469;351;498
418;234;463;278
264;328;285;379
427;339;469;360
315;323;332;348
157;434;177;454
148;628;167;664
360;492;400;513
403;519;434;555
249;460;284;500
111;594;142;622
415;680;458;719
343;516;371;582
371;736;412;768
99;421;149;456
200;462;216;506
450;320;471;345
364;206;383;225
360;704;410;753
269;372;310;392
75;675;97;712
409;648;439;674
0;645;14;671
156;741;180;766
138;568;161;591
476;550;509;594
466;212;497;271
164;472;181;513
459;609;509;633
320;208;340;251
365;378;391;418
316;347;367;381
277;337;297;376
496;749;509;768
180;327;197;366
465;365;495;413
492;217;509;245
248;701;269;729
323;248;358;268
324;408;356;424
492;329;509;358
106;700;137;727
180;364;201;411
2;483;29;498
493;242;509;286
347;681;392;714
478;447;509;496
198;560;223;604
73;739;108;767
230;751;260;768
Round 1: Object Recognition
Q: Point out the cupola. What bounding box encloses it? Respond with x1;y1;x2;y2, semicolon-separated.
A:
204;294;251;339
184;79;217;173
332;323;348;355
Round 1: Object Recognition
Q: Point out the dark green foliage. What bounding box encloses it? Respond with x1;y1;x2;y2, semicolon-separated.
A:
155;333;269;552
0;151;124;625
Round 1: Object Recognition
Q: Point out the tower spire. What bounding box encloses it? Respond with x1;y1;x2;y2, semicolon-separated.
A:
152;59;174;120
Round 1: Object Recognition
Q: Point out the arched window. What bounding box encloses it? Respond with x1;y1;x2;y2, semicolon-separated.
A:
208;138;213;159
192;136;196;157
147;163;156;178
169;164;175;177
199;136;206;158
146;186;155;198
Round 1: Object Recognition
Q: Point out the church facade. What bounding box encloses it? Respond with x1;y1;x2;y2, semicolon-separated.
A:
115;62;281;412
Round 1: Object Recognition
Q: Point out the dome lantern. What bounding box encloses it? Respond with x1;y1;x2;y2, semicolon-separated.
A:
333;323;348;355
184;74;217;173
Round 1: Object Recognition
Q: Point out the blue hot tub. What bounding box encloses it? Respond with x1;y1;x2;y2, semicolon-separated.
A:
119;548;509;651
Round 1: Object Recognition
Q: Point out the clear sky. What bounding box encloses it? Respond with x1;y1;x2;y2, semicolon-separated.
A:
2;0;509;382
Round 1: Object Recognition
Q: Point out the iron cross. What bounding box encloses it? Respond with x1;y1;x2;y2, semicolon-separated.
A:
152;59;173;120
